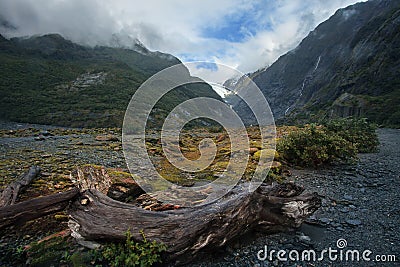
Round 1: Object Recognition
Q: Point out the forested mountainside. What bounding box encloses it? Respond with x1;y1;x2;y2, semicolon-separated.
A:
0;33;222;127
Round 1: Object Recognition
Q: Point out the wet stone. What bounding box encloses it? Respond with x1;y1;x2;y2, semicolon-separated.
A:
343;194;353;201
319;217;330;224
345;219;362;226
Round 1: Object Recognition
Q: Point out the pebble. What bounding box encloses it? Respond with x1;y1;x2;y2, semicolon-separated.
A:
339;207;349;213
298;234;311;243
319;217;330;224
95;134;119;142
40;130;53;137
34;135;46;141
345;219;362;226
343;194;353;201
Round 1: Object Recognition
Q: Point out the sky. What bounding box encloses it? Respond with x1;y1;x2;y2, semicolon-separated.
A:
0;0;364;89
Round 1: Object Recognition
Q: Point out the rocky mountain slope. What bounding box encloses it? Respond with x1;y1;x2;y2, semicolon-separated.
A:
230;0;400;127
0;34;222;127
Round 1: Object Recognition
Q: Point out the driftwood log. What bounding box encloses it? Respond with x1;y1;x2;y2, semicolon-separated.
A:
0;166;41;207
0;166;321;264
0;188;79;229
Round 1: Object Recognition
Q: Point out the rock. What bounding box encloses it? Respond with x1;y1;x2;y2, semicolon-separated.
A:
249;147;259;154
249;140;262;149
346;219;362;226
34;135;46;141
216;134;226;142
339;207;349;213
319;217;330;224
40;130;53;137
308;215;317;221
270;161;282;171
76;240;101;250
95;134;119;142
298;234;311;243
41;172;51;177
343;194;353;201
355;182;363;187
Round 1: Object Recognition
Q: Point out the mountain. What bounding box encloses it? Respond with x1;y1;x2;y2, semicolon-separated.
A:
0;34;222;127
230;0;400;127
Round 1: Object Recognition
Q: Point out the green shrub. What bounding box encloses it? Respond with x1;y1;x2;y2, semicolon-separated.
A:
323;118;379;153
277;124;357;167
99;230;167;267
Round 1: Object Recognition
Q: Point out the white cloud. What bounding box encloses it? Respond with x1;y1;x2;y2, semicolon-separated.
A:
0;0;363;82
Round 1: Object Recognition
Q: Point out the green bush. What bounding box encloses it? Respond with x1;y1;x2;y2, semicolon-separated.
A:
277;124;357;167
98;230;167;267
323;118;379;153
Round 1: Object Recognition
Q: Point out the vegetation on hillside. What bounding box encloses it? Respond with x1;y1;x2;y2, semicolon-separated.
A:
0;34;222;128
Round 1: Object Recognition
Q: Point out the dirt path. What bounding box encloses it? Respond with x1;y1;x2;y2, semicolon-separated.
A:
193;128;400;267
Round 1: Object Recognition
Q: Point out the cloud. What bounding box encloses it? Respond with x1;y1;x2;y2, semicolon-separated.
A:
0;0;364;80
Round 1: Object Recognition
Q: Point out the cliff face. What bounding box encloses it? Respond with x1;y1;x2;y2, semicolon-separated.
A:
232;0;400;126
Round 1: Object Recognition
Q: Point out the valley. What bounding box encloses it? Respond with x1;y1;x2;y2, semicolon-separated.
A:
0;0;399;266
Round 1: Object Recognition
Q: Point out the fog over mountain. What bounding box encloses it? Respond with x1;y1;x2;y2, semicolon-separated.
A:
0;0;363;75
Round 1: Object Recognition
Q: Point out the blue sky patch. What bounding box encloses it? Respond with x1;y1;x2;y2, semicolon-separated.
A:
194;62;218;71
202;1;274;43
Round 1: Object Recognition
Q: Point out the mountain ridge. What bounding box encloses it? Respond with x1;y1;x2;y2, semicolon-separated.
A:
230;0;400;127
